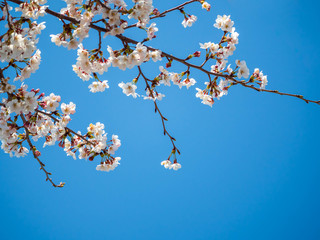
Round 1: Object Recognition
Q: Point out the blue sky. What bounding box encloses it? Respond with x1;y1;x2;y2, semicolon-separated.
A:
0;0;320;239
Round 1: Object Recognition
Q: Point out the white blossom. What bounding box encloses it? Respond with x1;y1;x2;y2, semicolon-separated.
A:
182;15;197;28
118;82;139;98
89;80;110;93
214;15;234;32
202;2;211;11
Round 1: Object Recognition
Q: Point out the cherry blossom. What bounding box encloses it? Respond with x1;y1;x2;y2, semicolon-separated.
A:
201;1;211;11
0;0;317;187
182;15;197;28
118;82;139;98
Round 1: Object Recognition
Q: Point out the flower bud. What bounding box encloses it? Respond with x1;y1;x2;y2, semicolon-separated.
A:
193;51;201;57
35;150;41;157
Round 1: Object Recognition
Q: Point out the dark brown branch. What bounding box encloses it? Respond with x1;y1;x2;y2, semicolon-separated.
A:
98;31;102;50
151;0;199;18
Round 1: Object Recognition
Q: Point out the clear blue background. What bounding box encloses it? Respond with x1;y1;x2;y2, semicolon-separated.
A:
1;0;319;239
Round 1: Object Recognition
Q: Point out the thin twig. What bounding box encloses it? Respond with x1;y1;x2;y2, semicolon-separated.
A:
125;0;199;29
98;31;102;50
138;66;180;154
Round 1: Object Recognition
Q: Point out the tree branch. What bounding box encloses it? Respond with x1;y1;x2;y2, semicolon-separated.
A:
6;0;320;106
138;66;180;154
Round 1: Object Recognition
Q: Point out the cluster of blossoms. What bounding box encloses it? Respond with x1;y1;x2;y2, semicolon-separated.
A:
96;156;121;172
252;68;268;90
15;50;42;81
59;0;83;21
15;0;48;19
0;109;29;156
195;86;215;107
128;0;154;27
161;160;182;170
214;14;234;32
108;43;162;71
58;121;121;165
37;99;122;170
0;83;41;157
5;86;39;115
194;78;230;107
73;44;111;81
102;12;127;37
52;1;127;48
88;80;110;93
156;66;197;89
0;88;30;158
74;10;94;41
52;0;156;48
0;18;45;63
0;4;45;83
182;14;197;28
194;15;243;106
50;33;79;50
73;42;162;91
50;3;96;49
0;76;121;173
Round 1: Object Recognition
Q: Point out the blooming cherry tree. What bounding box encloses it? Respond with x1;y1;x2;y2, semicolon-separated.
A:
0;0;319;187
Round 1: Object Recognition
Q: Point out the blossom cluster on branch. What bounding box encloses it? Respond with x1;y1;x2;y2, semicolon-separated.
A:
0;0;318;187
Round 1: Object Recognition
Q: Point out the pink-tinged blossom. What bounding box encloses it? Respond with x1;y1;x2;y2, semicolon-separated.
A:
182;78;196;89
254;68;268;89
96;157;121;172
195;88;214;107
